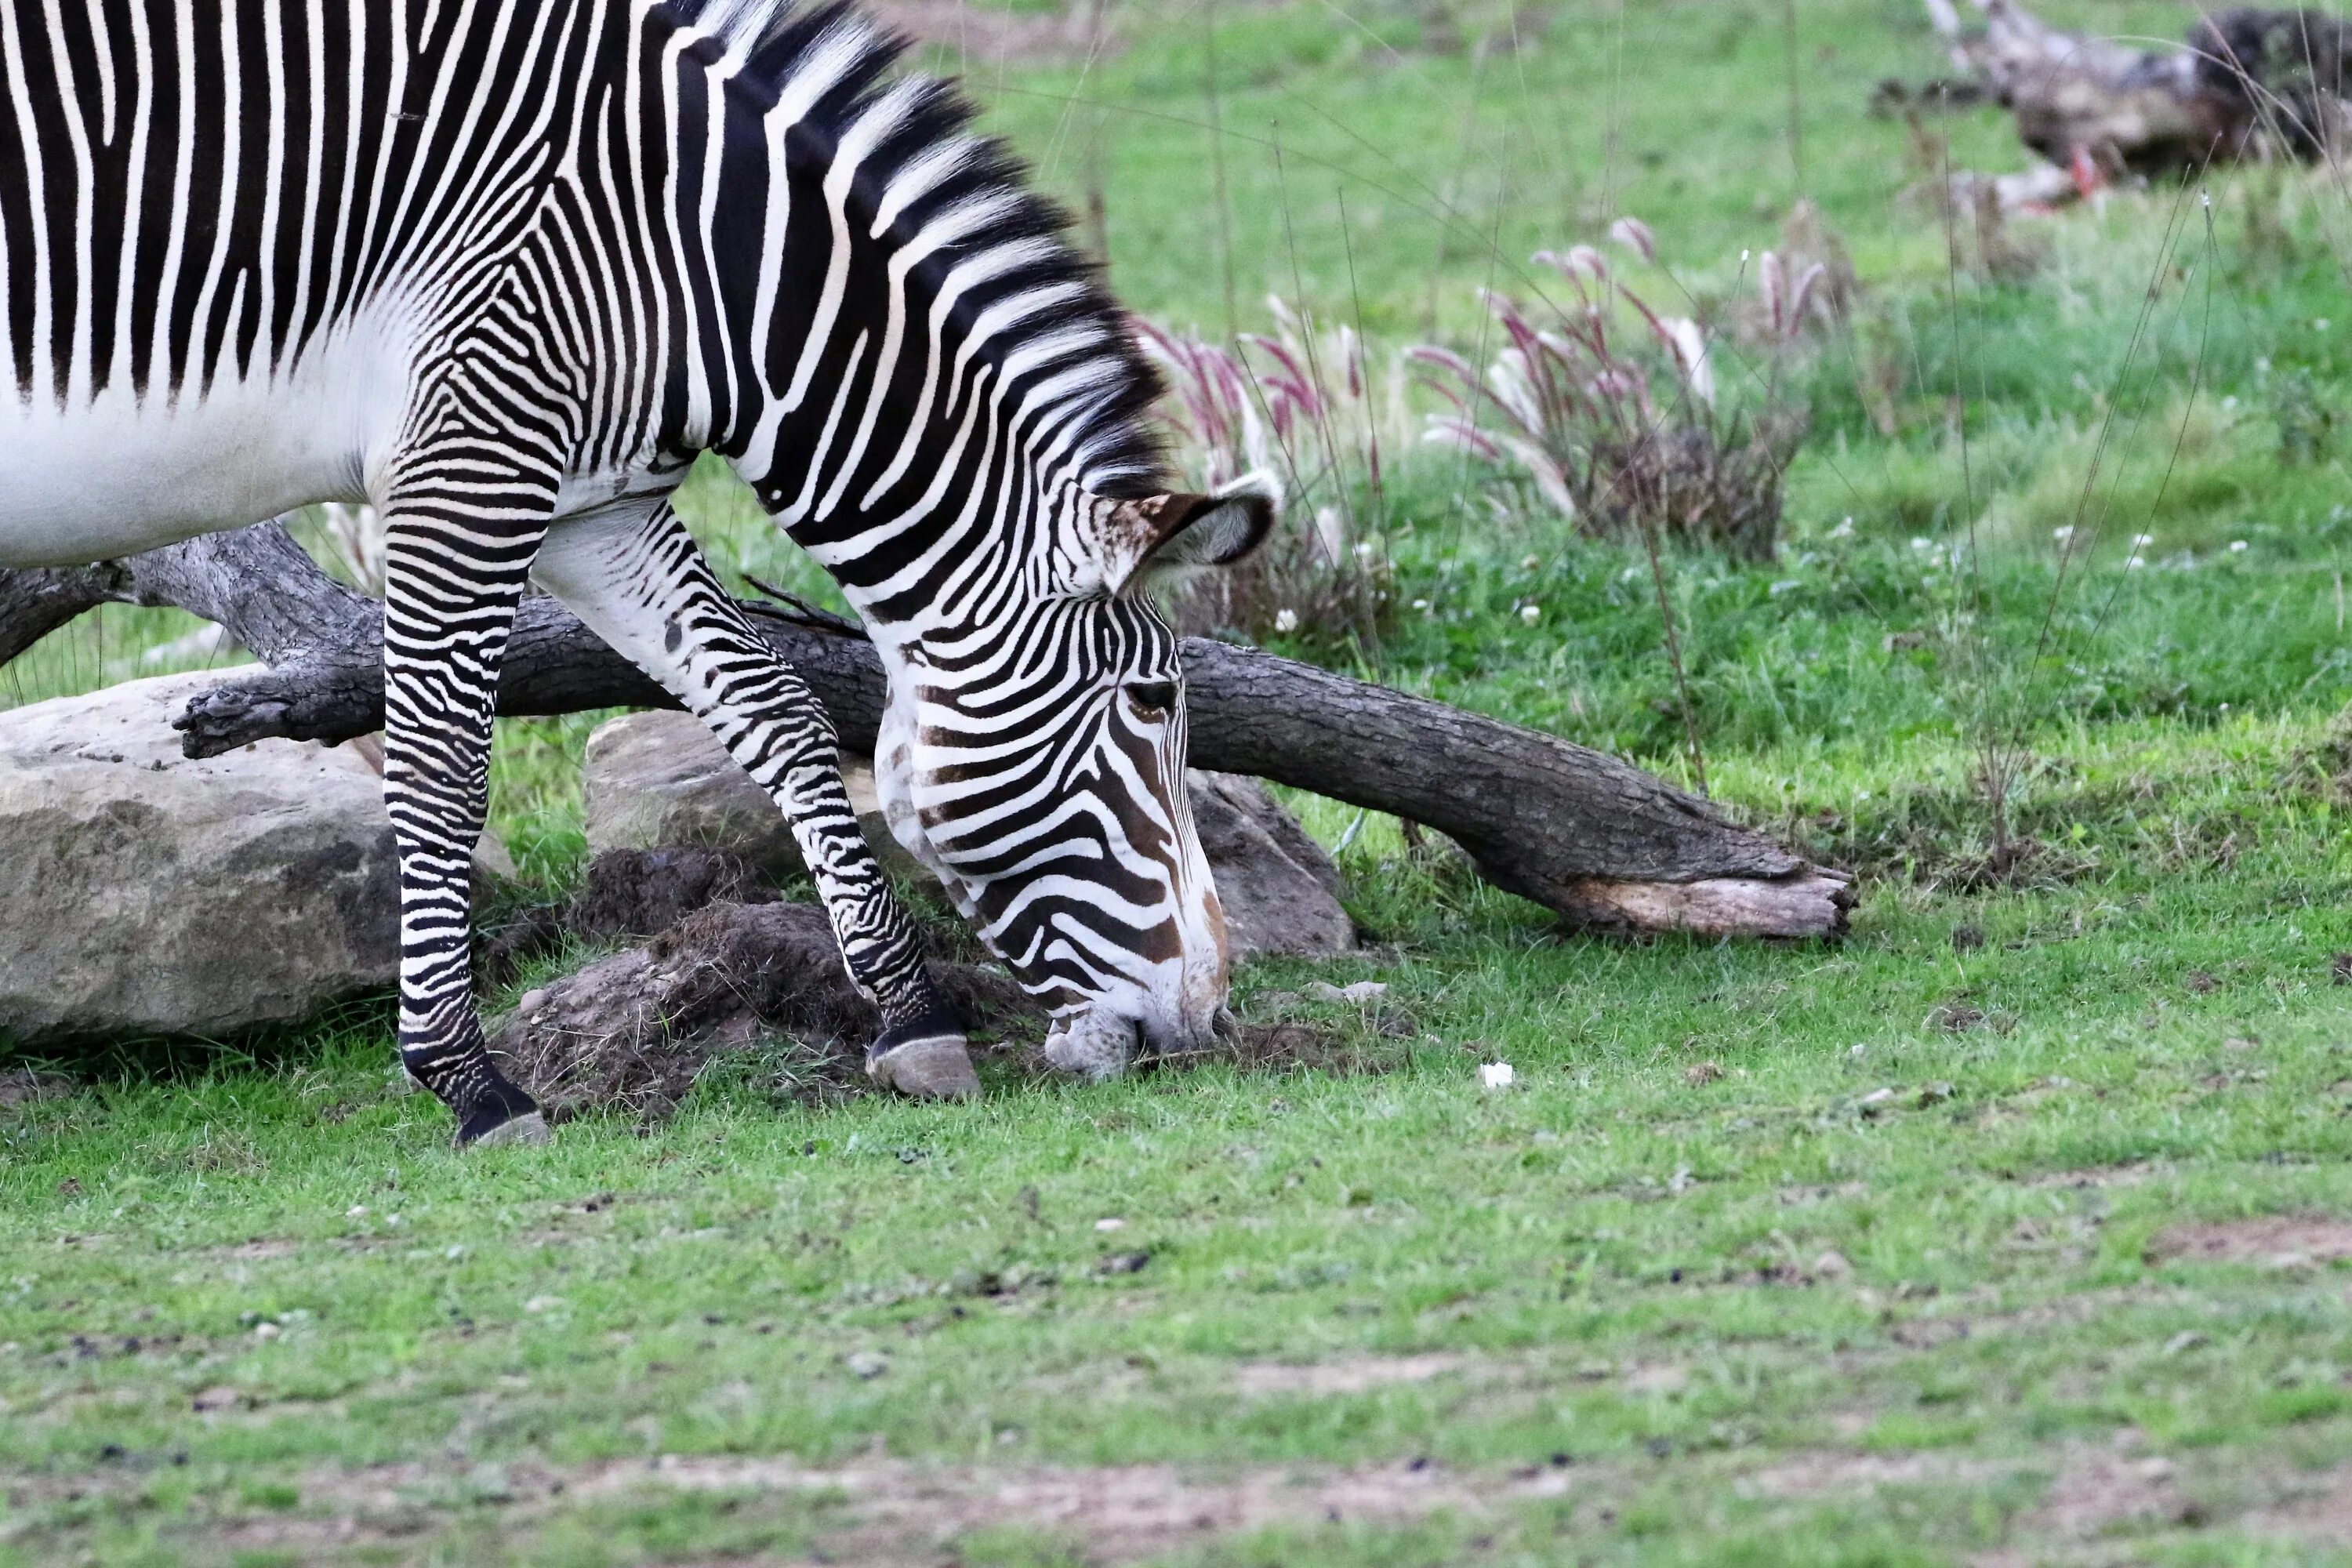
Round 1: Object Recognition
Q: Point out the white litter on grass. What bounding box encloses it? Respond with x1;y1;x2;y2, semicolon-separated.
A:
1094;1218;1126;1232
1479;1062;1516;1090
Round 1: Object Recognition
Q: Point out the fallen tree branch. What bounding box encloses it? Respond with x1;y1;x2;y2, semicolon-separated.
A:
1911;0;2352;206
1;521;1853;940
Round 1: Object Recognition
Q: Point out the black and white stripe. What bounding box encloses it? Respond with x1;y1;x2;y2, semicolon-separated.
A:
2;0;1275;1139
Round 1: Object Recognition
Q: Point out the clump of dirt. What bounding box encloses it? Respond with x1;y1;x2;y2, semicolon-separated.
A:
490;898;1366;1122
0;1067;73;1109
2146;1214;2352;1269
491;901;1039;1121
568;848;779;941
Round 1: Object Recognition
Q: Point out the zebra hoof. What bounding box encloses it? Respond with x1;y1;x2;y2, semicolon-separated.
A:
456;1109;551;1149
1043;1012;1134;1083
868;1035;982;1100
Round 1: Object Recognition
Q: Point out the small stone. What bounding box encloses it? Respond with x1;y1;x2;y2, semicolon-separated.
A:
251;1322;281;1341
1094;1218;1126;1232
845;1350;889;1380
1813;1250;1853;1280
191;1386;243;1412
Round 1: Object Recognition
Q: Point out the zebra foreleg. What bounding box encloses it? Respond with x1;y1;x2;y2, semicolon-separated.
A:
379;478;555;1149
535;502;982;1100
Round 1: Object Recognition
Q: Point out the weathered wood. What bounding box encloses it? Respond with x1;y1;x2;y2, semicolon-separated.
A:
1;520;1853;939
1920;0;2352;197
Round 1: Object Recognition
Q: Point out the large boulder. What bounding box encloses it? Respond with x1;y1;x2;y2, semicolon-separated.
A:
0;672;499;1042
0;671;391;1041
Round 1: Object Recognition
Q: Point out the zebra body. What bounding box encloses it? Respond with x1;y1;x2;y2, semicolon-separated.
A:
2;0;1274;1140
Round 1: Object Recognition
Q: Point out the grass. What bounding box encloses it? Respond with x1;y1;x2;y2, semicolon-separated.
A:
16;0;2352;1561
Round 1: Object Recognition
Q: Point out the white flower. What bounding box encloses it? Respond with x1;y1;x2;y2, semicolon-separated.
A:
1520;604;1542;625
1412;598;1432;612
1479;1062;1516;1090
1274;608;1300;633
2230;539;2249;553
2053;525;2074;542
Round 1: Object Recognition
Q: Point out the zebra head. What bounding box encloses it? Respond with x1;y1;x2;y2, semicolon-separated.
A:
871;474;1279;1078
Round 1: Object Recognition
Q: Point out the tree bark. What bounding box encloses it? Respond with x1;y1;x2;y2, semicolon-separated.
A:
2;520;1852;939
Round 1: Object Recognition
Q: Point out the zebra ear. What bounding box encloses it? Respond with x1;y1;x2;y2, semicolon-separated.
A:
1101;473;1280;594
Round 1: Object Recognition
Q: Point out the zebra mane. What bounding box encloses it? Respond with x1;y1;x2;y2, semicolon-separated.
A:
661;0;1167;499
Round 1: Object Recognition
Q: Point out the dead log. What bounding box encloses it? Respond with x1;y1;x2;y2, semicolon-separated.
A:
0;520;1853;940
1915;1;2352;203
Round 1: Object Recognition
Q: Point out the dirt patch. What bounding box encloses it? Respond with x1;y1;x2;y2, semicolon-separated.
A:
2035;1449;2191;1540
0;1067;74;1108
1232;1352;1472;1398
2146;1214;2352;1269
178;1453;1584;1565
2019;1160;2163;1191
1743;1448;2016;1501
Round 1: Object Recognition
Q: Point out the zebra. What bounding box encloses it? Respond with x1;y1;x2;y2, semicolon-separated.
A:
0;0;1278;1145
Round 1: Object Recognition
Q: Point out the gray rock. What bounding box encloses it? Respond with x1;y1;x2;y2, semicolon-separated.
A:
0;672;497;1041
581;710;920;879
1189;771;1356;958
578;714;1352;960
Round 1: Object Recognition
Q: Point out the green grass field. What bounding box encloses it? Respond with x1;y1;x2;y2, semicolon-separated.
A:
14;2;2352;1562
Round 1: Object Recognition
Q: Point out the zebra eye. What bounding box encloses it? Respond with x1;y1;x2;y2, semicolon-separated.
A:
1125;680;1178;715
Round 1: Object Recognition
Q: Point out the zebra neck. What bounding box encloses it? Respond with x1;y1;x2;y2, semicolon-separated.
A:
661;2;1161;626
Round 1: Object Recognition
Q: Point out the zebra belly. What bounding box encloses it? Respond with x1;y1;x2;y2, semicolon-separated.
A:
0;360;391;570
